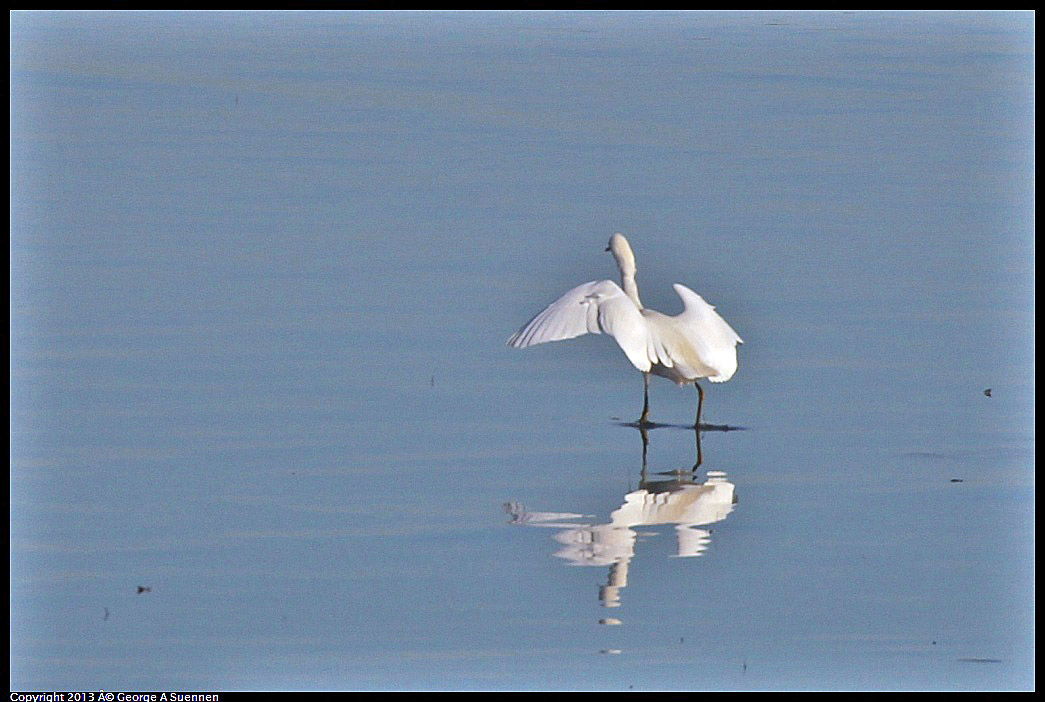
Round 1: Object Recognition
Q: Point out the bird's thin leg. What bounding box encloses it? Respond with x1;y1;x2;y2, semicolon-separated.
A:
694;380;705;429
639;373;651;426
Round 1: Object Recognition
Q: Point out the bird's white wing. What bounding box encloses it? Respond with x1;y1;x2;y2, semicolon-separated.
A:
507;279;652;372
670;283;743;382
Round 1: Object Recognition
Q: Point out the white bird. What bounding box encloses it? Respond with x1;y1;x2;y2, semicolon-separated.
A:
507;233;743;427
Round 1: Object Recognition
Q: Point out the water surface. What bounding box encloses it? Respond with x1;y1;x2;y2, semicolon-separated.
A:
10;10;1034;691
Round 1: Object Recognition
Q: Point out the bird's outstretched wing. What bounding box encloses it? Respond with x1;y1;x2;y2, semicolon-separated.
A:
670;283;743;382
507;279;652;372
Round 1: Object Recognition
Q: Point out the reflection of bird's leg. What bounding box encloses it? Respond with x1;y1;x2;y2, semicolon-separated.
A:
693;380;705;429
692;424;703;470
639;373;651;425
639;423;650;481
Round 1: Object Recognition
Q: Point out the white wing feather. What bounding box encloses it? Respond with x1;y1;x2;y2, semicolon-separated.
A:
507;280;652;372
669;283;743;382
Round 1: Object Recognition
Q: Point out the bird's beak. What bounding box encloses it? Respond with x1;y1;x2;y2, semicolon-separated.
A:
604;245;611;252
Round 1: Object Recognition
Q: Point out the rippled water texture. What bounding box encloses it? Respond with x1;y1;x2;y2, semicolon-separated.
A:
10;10;1034;691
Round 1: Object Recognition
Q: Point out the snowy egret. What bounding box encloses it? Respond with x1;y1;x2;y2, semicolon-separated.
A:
507;233;743;427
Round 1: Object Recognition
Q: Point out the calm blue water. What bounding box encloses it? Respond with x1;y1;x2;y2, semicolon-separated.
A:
11;11;1034;691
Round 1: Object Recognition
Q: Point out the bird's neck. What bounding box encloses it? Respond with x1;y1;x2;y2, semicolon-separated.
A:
621;270;643;309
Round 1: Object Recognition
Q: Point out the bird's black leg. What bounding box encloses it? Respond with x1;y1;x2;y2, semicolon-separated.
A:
639;373;651;426
694;380;705;429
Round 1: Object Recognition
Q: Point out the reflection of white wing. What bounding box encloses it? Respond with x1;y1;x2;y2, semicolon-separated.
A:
507;280;652;372
674;527;712;558
611;483;734;530
552;524;636;567
608;476;736;558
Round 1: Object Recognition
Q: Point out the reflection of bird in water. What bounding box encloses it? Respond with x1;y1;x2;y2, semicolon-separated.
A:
507;233;743;427
505;426;736;609
553;470;735;608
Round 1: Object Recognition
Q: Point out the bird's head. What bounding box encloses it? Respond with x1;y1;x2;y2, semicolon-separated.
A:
606;233;637;275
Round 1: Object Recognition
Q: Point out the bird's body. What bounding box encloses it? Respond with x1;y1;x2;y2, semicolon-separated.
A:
507;233;742;426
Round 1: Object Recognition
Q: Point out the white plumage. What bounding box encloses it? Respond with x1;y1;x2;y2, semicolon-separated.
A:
507;233;742;426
